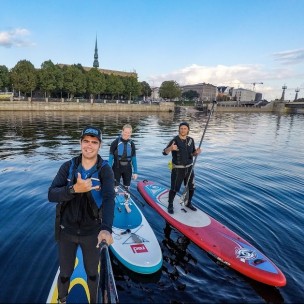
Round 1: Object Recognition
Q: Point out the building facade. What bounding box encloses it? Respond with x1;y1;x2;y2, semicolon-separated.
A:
231;88;256;102
181;83;217;102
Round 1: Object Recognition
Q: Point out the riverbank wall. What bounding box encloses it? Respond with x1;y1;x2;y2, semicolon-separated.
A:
179;100;291;114
209;100;291;113
0;100;299;114
0;100;175;112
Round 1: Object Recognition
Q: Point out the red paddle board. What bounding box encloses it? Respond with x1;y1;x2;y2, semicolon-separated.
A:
137;180;286;287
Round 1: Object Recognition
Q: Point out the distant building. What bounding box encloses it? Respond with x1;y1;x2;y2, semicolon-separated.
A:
255;92;262;102
57;64;137;78
217;86;233;101
151;87;160;100
231;88;256;102
58;37;137;78
181;83;217;102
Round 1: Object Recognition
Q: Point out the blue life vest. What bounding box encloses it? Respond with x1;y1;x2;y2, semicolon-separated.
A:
67;157;108;209
117;137;132;161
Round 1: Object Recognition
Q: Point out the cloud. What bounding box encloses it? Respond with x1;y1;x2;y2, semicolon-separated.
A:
149;64;277;88
272;49;304;65
147;63;302;100
0;28;35;48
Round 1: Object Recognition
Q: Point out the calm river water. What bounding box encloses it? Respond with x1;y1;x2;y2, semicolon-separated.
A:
0;110;303;303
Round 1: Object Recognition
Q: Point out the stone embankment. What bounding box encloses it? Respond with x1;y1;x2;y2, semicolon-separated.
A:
1;99;300;113
0;100;175;112
213;100;287;113
179;100;290;114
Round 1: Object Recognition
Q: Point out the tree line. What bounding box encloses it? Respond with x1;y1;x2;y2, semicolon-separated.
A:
0;60;147;100
0;60;199;102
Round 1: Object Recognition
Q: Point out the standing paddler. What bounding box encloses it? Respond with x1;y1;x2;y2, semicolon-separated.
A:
48;126;115;304
162;122;201;214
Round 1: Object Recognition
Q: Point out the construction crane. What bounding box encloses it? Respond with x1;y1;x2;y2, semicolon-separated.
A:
251;82;263;91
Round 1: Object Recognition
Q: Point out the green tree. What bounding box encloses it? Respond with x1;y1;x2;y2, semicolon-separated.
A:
0;65;10;91
10;60;37;97
62;64;86;99
182;90;199;101
55;65;64;98
105;74;124;100
140;81;152;98
122;76;141;100
159;80;181;101
38;60;58;98
86;68;106;99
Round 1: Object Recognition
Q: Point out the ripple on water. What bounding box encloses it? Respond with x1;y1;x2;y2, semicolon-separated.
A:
0;111;303;303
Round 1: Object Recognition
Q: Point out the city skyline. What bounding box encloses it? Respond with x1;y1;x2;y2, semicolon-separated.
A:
1;0;304;101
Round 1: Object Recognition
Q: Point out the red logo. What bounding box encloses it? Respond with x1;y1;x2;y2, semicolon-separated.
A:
131;244;148;253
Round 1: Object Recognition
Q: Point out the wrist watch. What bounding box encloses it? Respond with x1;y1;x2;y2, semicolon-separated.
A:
69;185;76;194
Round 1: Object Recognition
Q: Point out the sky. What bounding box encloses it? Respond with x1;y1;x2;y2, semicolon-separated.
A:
1;0;304;101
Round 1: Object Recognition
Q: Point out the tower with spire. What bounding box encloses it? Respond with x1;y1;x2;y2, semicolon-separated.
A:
93;36;99;68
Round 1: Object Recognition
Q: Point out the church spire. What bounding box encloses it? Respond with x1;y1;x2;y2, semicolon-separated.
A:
93;36;99;68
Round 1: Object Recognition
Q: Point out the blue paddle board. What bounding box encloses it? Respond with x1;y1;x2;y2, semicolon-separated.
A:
110;187;163;274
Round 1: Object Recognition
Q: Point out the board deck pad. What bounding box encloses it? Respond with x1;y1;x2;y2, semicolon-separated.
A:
137;180;286;287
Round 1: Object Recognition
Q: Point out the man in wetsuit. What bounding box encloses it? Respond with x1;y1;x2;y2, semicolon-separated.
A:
163;122;201;214
48;126;115;304
109;124;138;191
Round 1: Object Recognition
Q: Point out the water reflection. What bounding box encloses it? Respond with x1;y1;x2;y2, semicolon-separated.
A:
0;111;177;160
0;110;303;303
162;223;195;270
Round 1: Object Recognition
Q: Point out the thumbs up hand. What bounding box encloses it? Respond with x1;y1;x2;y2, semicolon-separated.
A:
171;141;178;151
73;172;95;193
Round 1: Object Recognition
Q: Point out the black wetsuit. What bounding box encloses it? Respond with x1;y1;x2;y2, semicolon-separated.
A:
163;135;196;205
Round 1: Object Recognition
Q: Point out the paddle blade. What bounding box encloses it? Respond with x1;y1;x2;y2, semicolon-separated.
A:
180;188;189;206
98;242;119;304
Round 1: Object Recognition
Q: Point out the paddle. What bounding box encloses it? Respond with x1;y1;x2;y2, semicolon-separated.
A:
97;241;119;304
180;100;217;206
117;181;145;207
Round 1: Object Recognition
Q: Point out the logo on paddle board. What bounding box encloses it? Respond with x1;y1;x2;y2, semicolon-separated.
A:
235;247;257;262
147;185;164;196
131;244;148;253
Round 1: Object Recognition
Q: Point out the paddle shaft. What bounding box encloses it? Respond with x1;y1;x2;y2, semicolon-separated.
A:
183;101;216;194
98;241;119;304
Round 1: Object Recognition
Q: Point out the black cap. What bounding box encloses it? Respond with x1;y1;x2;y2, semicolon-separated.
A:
179;121;190;129
80;126;102;142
